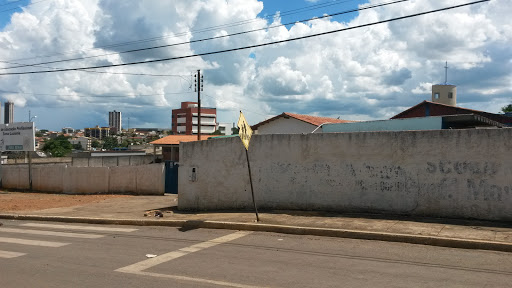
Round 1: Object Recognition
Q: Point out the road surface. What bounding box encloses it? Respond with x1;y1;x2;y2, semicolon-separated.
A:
0;220;511;287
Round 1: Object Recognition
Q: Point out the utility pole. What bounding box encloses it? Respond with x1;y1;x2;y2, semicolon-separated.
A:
444;61;448;84
195;70;203;141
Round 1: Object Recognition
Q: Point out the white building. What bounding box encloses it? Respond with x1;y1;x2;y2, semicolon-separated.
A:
216;122;235;135
69;137;92;151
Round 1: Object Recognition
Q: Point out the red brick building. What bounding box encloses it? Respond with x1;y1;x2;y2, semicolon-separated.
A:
391;101;512;127
171;102;217;135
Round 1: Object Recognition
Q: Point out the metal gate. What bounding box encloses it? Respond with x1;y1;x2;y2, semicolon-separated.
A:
164;161;179;194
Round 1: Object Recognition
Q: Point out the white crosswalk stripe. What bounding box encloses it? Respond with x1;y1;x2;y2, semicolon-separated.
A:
21;223;138;232
0;236;70;247
0;250;26;258
0;227;104;239
0;222;137;260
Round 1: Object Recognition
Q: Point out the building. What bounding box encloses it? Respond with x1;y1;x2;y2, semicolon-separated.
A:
109;110;122;134
391;101;512;127
252;112;354;134
324;114;504;133
4;101;13;124
84;126;110;139
150;135;213;161
172;102;217;135
69;137;92;151
62;127;75;134
216;122;235;135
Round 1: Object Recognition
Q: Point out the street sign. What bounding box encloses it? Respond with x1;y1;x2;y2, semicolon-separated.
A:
0;122;35;152
237;111;253;150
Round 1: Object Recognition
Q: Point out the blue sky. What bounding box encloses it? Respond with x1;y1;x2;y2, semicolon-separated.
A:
0;0;30;28
0;0;510;131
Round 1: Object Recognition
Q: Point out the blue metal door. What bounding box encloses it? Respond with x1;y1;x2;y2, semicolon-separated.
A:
165;161;179;194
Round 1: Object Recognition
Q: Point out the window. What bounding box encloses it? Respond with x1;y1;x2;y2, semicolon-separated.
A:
448;92;453;99
434;93;440;99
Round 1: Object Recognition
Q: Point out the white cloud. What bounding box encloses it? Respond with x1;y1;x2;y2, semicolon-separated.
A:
0;0;509;129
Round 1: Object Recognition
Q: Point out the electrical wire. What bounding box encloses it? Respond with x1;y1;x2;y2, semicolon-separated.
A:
0;0;49;14
4;0;361;63
1;0;407;70
0;0;490;76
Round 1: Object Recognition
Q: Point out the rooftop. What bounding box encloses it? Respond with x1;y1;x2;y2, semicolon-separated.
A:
252;112;354;130
150;135;214;145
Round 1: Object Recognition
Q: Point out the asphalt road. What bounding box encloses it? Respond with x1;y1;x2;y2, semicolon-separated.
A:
0;220;511;288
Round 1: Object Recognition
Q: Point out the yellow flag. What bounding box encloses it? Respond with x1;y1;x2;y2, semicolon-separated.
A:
237;111;253;150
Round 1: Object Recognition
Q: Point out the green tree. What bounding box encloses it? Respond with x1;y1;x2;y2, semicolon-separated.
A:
91;140;101;148
211;129;223;135
42;135;72;157
102;136;119;150
502;104;512;113
72;143;83;150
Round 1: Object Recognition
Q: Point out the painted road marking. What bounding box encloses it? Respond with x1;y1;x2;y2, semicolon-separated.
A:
0;250;26;258
116;231;264;288
129;271;267;288
0;237;70;247
21;223;138;233
0;228;104;239
117;231;252;273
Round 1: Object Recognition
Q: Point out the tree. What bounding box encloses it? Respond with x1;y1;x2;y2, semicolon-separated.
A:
91;140;101;148
502;104;512;114
211;129;223;135
102;136;119;150
72;143;83;150
42;135;72;157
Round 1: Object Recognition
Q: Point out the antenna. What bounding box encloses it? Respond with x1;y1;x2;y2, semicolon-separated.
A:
444;61;448;84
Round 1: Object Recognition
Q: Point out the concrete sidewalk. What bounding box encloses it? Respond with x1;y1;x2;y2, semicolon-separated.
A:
1;193;512;252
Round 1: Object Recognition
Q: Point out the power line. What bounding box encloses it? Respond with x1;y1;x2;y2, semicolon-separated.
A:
4;0;361;63
0;90;195;98
0;0;489;76
1;0;406;70
0;0;49;14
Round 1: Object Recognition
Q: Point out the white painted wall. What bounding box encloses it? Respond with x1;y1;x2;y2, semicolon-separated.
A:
1;164;164;195
255;117;318;134
178;129;512;221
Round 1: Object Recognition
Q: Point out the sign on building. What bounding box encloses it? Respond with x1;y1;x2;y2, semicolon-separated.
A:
0;122;35;152
237;111;253;150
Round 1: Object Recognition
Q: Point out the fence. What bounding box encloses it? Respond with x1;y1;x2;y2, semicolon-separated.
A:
1;164;164;195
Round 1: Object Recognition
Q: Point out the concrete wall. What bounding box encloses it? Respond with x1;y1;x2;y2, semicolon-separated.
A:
323;117;443;133
109;165;164;195
1;165;30;190
178;128;512;221
71;155;155;167
1;164;164;195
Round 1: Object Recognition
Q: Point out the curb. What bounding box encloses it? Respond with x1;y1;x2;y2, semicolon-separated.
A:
1;214;511;253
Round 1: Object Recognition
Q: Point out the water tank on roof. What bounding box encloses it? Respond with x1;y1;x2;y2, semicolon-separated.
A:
432;84;456;106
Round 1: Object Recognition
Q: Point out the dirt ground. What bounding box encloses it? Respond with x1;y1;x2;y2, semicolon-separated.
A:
0;191;131;212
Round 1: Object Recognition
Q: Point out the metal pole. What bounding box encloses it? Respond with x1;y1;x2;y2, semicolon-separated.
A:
197;69;201;141
245;149;259;222
28;151;32;191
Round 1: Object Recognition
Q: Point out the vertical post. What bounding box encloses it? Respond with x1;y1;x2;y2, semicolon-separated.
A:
28;151;32;190
197;70;201;141
0;151;3;188
245;149;259;222
444;61;448;84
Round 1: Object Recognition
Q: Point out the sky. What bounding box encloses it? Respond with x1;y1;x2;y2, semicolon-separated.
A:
0;0;510;131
